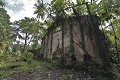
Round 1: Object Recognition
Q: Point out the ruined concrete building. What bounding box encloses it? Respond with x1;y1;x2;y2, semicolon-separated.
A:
40;15;105;63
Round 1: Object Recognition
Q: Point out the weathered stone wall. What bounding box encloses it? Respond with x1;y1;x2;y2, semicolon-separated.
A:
41;15;102;63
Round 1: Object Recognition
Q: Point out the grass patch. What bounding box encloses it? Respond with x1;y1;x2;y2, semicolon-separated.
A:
0;58;52;80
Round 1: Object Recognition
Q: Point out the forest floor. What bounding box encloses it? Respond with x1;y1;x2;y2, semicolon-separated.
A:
0;58;119;80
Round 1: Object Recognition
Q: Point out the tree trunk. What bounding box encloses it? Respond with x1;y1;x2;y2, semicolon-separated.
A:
69;19;74;55
61;19;64;54
50;29;53;59
22;33;28;53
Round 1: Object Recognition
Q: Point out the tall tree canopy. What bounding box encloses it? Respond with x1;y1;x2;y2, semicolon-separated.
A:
0;0;119;63
0;0;14;62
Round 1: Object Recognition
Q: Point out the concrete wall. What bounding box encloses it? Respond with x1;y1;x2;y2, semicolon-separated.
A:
41;15;102;63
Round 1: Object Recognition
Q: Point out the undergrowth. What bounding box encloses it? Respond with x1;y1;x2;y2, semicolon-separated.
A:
0;51;52;80
52;53;120;80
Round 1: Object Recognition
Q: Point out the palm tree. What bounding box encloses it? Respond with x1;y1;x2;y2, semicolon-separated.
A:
34;0;46;20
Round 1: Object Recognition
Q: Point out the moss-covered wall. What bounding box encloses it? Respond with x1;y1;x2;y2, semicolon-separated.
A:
41;15;104;63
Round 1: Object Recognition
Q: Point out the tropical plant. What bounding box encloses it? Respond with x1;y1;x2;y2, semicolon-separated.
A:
34;0;46;20
13;17;46;52
0;0;13;61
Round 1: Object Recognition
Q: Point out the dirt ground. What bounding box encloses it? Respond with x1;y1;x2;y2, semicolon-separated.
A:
8;69;110;80
0;59;117;80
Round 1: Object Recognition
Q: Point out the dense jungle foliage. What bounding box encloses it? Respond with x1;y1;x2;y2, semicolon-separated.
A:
0;0;120;80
